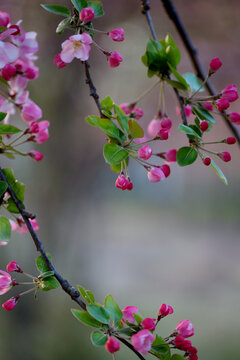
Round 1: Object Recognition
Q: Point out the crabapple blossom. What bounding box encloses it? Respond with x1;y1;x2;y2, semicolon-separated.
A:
219;151;231;162
147;119;162;138
148;167;165;183
108;28;124;42
108;51;123;68
0;270;16;295
6;261;22;273
21;101;42;122
200;120;209;132
209;57;222;73
2;296;19;311
28;150;43;162
54;53;67;69
221;84;238;103
141;318;156;331
161;164;171;178
176;104;192;118
216;98;229;111
158;303;174;317
115;175;129;191
226;137;236;144
60;33;92;63
119;103;132;115
165;149;177;163
228;112;240;125
10;218;39;235
132;107;144;119
161;118;172;129
176;319;194;338
203;157;211;166
105;337;120;353
79;8;95;23
131;329;155;355
202;102;213;111
138;145;152;160
122;305;138;324
0;11;10;27
159;128;169;140
1;64;16;81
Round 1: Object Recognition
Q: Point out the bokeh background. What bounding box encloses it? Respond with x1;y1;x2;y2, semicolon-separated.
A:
1;0;240;359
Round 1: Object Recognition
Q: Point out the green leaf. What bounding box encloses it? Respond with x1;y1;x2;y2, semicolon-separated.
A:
151;336;171;360
188;124;202;138
183;72;204;93
56;17;71;34
171;355;185;360
0;112;7;122
36;253;52;273
0;76;10;87
0;181;7;197
167;64;188;90
128;119;144;139
208;157;228;185
114;105;130;134
87;1;104;17
40;4;70;16
38;271;55;279
143;39;168;75
77;285;95;304
86;116;126;142
101;96;113;112
164;34;181;68
147;69;155;78
0;124;21;134
104;295;122;323
177;146;198;167
178;124;202;139
91;331;108;346
165;79;188;91
72;309;102;328
87;304;110;324
71;0;88;11
192;106;215;124
40;276;59;291
11;180;25;202
103;143;128;165
0;217;11;243
133;313;143;324
110;157;129;173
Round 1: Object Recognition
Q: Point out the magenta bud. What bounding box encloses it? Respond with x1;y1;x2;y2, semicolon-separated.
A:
219;151;231;162
138;145;152;161
6;261;22;273
108;28;124;42
216;98;230;111
105;337;120;354
79;7;95;22
226;137;236;144
200;120;209;132
1;64;16;81
203;157;211;166
209;57;222;73
176;319;194;338
2;296;20;311
108;51;123;68
28;151;43;162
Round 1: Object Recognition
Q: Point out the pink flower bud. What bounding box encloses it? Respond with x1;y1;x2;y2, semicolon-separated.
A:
1;64;16;81
158;303;174;317
176;104;192;118
0;270;13;295
108;28;124;42
228;112;240;125
21;101;42;122
138;145;152;161
226;137;236;144
122;306;138;324
161;118;172;129
174;335;185;348
132;107;144;120
105;337;120;353
141;318;156;331
200;120;209;132
127;180;133;191
6;261;22;273
147;119;162;138
131;329;155;355
189;346;198;355
0;11;10;27
24;66;39;80
148;167;165;183
79;7;95;22
159;128;169;140
29;121;39;134
54;54;67;69
209;57;222;72
181;339;192;351
189;355;198;360
115;175;129;191
216;98;230;111
28;150;43;162
161;164;171;178
202;103;213;111
176;319;194;338
108;51;123;68
203;157;211;166
222;84;238;103
119;103;131;115
2;296;19;311
219;151;231;162
165;149;177;163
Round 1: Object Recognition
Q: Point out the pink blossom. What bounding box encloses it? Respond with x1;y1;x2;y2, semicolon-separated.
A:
134;135;149;144
226;137;236;145
216;98;230;111
148;167;165;183
174;335;185;348
161;164;171;178
176;104;192;118
2;295;19;311
132;107;144;120
60;33;92;63
122;305;138;324
10;218;39;235
119;103;131;115
115;175;129;191
24;65;39;80
109;28;124;42
203;157;211;166
108;51;123;68
1;64;16;81
13;31;39;58
131;329;155;355
202;102;213;111
0;41;19;69
0;270;13;295
209;57;222;72
147;119;162;138
21;100;42;122
54;53;67;69
161;118;172;129
141;318;156;331
0;26;20;42
105;337;120;353
222;84;238;103
0;11;10;27
79;8;95;22
34;120;50;144
28;150;43;162
127;180;133;191
200;120;209;132
228;112;240;125
158;303;174;317
219;151;231;162
165;149;177;163
159;128;169;140
6;261;22;273
138;145;152;161
176;319;194;338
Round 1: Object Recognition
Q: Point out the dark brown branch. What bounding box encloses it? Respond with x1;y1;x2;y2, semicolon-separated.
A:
161;0;240;144
0;167;86;311
116;336;146;360
140;0;188;126
84;60;103;118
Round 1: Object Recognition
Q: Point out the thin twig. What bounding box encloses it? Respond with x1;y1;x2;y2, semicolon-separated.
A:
116;336;146;360
160;0;240;144
0;167;86;311
84;60;103;118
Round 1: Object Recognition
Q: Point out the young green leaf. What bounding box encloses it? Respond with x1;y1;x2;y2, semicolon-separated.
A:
72;309;103;328
40;4;71;17
177;146;198;166
0;124;21;134
171;355;185;360
0;217;11;243
143;39;168;74
133;313;143;324
165;79;188;91
36;253;52;273
129;119;144;139
192;106;215;124
86;116;126;142
56;17;71;34
87;1;104;17
0;112;7;122
2;168;15;187
178;124;202;139
91;331;108;346
167;63;188;90
71;0;88;11
183;72;204;93
86;304;110;324
104;295;122;323
114;105;130;134
101;96;114;112
151;336;171;360
0;76;10;87
209;158;228;185
78;285;95;304
0;181;7;198
103;143;128;165
40;277;59;291
164;33;181;68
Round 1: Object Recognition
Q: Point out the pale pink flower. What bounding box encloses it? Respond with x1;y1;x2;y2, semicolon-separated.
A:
60;33;92;63
158;303;174;317
141;318;156;331
28;150;43;162
147;167;165;183
222;84;238;103
21;100;42;122
79;8;95;22
105;337;120;353
176;319;194;338
209;57;222;73
54;53;67;69
0;11;10;27
122;305;138;324
0;241;8;246
147;119;162;138
138;145;152;161
0;41;19;69
0;270;13;295
6;261;22;273
108;51;123;68
176;104;192;118
2;295;19;311
216;98;230;111
34;120;50;144
108;28;124;42
10;218;39;235
131;329;155;355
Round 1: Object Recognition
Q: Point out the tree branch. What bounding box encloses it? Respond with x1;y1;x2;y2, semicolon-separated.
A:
160;0;240;144
116;336;146;360
0;167;86;311
84;60;103;118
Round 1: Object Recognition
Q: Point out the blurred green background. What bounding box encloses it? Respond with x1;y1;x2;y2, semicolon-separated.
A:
1;0;240;359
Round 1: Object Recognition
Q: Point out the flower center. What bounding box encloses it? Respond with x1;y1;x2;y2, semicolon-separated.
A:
73;40;82;50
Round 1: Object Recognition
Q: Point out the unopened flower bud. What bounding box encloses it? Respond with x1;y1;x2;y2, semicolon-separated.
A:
108;52;123;68
176;319;194;338
203;157;211;166
141;318;156;331
6;261;23;273
160;164;171;178
108;28;124;42
219;151;231;162
222;84;238;103
148;167;165;183
28;151;43;162
105;337;120;353
216;98;230;111
2;296;19;311
54;54;67;69
200;120;209;132
209;57;222;73
79;7;95;22
1;64;16;81
0;11;10;27
138;145;152;161
226;137;236;144
228;112;240;125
